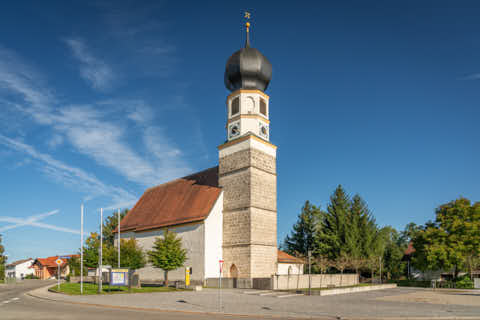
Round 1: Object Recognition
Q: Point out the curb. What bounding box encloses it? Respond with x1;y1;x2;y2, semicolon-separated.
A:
25;285;480;320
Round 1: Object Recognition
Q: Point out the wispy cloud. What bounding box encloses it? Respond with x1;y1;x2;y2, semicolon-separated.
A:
64;38;115;91
0;45;193;198
0;135;137;209
0;209;83;234
463;73;480;80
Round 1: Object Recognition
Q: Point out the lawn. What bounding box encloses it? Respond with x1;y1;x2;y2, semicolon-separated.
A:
49;282;187;295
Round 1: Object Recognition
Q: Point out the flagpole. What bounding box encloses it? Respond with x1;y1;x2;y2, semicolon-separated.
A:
118;208;121;268
98;208;103;293
80;203;84;295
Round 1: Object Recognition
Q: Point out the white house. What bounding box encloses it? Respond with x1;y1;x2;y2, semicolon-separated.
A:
5;258;34;280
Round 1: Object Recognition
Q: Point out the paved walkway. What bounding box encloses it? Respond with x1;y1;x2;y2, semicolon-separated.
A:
27;285;480;319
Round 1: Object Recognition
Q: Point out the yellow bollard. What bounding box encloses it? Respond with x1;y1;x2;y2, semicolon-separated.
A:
185;267;190;286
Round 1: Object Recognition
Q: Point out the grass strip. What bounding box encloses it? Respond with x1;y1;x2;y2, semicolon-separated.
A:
49;282;187;295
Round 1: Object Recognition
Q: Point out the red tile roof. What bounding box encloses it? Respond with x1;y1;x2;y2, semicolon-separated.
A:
405;242;416;255
116;167;222;233
33;255;79;268
277;250;305;264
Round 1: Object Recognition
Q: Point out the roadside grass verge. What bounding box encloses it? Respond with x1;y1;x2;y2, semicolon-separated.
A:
49;282;187;295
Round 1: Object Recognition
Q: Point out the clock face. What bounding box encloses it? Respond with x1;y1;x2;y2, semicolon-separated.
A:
228;122;240;139
259;123;269;139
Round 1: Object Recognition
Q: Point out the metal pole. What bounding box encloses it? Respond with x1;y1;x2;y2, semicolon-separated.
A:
379;256;382;284
118;208;120;268
57;264;60;291
219;263;222;312
80;203;84;295
98;208;103;293
308;250;312;296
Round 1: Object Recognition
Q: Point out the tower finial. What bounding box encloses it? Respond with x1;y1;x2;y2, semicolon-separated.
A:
244;11;251;47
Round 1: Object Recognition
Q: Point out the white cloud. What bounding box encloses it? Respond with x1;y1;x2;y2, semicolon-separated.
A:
0;46;193;195
463;73;480;80
0;209;84;235
64;38;115;91
0;135;137;209
47;134;64;149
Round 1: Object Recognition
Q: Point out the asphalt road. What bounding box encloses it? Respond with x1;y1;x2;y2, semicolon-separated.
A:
0;280;285;320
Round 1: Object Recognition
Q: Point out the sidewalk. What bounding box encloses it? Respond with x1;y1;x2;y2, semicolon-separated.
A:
27;284;480;319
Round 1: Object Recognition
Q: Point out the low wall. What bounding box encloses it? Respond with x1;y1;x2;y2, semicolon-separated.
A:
273;274;358;290
319;283;396;296
205;278;272;289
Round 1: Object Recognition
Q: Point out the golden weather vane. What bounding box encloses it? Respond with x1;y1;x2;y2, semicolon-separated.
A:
244;11;251;46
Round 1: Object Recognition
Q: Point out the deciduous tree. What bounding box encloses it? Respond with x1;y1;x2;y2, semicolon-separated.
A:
148;230;186;286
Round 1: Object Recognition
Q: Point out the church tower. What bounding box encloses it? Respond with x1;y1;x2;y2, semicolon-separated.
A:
219;17;277;283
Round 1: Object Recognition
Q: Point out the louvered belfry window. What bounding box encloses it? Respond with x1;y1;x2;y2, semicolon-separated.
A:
260;98;267;116
231;97;240;116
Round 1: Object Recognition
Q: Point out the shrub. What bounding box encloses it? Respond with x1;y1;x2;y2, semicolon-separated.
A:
455;276;473;289
25;274;39;279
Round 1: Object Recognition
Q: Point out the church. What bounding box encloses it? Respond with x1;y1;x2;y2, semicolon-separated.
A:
115;19;303;288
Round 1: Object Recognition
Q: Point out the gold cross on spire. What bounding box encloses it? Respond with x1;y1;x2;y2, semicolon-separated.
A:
244;11;251;47
244;11;251;20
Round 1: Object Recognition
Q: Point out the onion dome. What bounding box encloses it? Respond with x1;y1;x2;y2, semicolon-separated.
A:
224;21;272;92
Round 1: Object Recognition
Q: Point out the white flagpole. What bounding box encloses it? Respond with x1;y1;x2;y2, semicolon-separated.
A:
118;208;121;268
80;203;84;295
99;208;103;293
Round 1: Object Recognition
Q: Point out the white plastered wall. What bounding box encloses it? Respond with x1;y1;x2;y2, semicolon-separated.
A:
277;263;304;275
204;191;223;279
6;260;34;279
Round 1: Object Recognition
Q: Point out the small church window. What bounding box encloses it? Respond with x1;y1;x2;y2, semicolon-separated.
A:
231;97;240;116
260;98;267;116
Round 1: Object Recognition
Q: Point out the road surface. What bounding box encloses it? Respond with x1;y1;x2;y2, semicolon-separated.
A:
0;280;278;320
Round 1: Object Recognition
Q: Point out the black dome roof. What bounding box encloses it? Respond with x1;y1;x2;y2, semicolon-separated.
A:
224;44;272;92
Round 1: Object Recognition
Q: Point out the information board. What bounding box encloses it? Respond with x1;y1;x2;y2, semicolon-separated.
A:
110;268;129;286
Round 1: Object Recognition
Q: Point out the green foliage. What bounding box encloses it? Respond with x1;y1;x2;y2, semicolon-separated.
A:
68;256;83;277
381;226;406;279
316;185;351;259
102;209;128;246
283;201;322;256
0;235;6;281
105;238;146;270
50;282;182;295
25;274;39;279
148;230;186;286
412;197;480;279
455;275;474;289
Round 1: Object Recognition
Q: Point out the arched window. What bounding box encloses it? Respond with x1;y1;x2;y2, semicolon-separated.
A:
231;97;240;116
260;98;267;116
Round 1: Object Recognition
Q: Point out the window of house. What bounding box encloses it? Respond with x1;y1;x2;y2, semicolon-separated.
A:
231;97;240;116
260;98;267;116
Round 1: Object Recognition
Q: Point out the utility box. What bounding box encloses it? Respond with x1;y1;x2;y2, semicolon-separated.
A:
474;278;480;289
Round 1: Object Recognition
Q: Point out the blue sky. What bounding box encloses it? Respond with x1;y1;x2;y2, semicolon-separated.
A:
1;1;478;263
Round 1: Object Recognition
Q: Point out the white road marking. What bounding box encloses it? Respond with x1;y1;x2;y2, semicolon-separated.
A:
259;292;277;296
243;290;271;294
11;297;19;301
3;301;10;304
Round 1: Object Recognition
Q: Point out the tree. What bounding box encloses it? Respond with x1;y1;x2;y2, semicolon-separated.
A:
412;198;480;280
103;209;128;246
83;232;110;268
332;253;350;286
317;185;351;259
0;235;6;281
381;226;406;280
148;230;186;286
106;238;146;270
283;201;322;257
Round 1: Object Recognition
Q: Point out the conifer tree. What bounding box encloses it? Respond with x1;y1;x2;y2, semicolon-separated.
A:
283;201;321;257
316;185;351;259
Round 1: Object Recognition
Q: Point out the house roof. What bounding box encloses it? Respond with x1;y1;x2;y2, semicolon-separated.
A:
277;250;305;264
116;167;222;233
6;258;33;268
405;242;416;255
33;255;79;268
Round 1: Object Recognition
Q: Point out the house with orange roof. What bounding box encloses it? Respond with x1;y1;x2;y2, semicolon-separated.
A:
32;255;78;280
